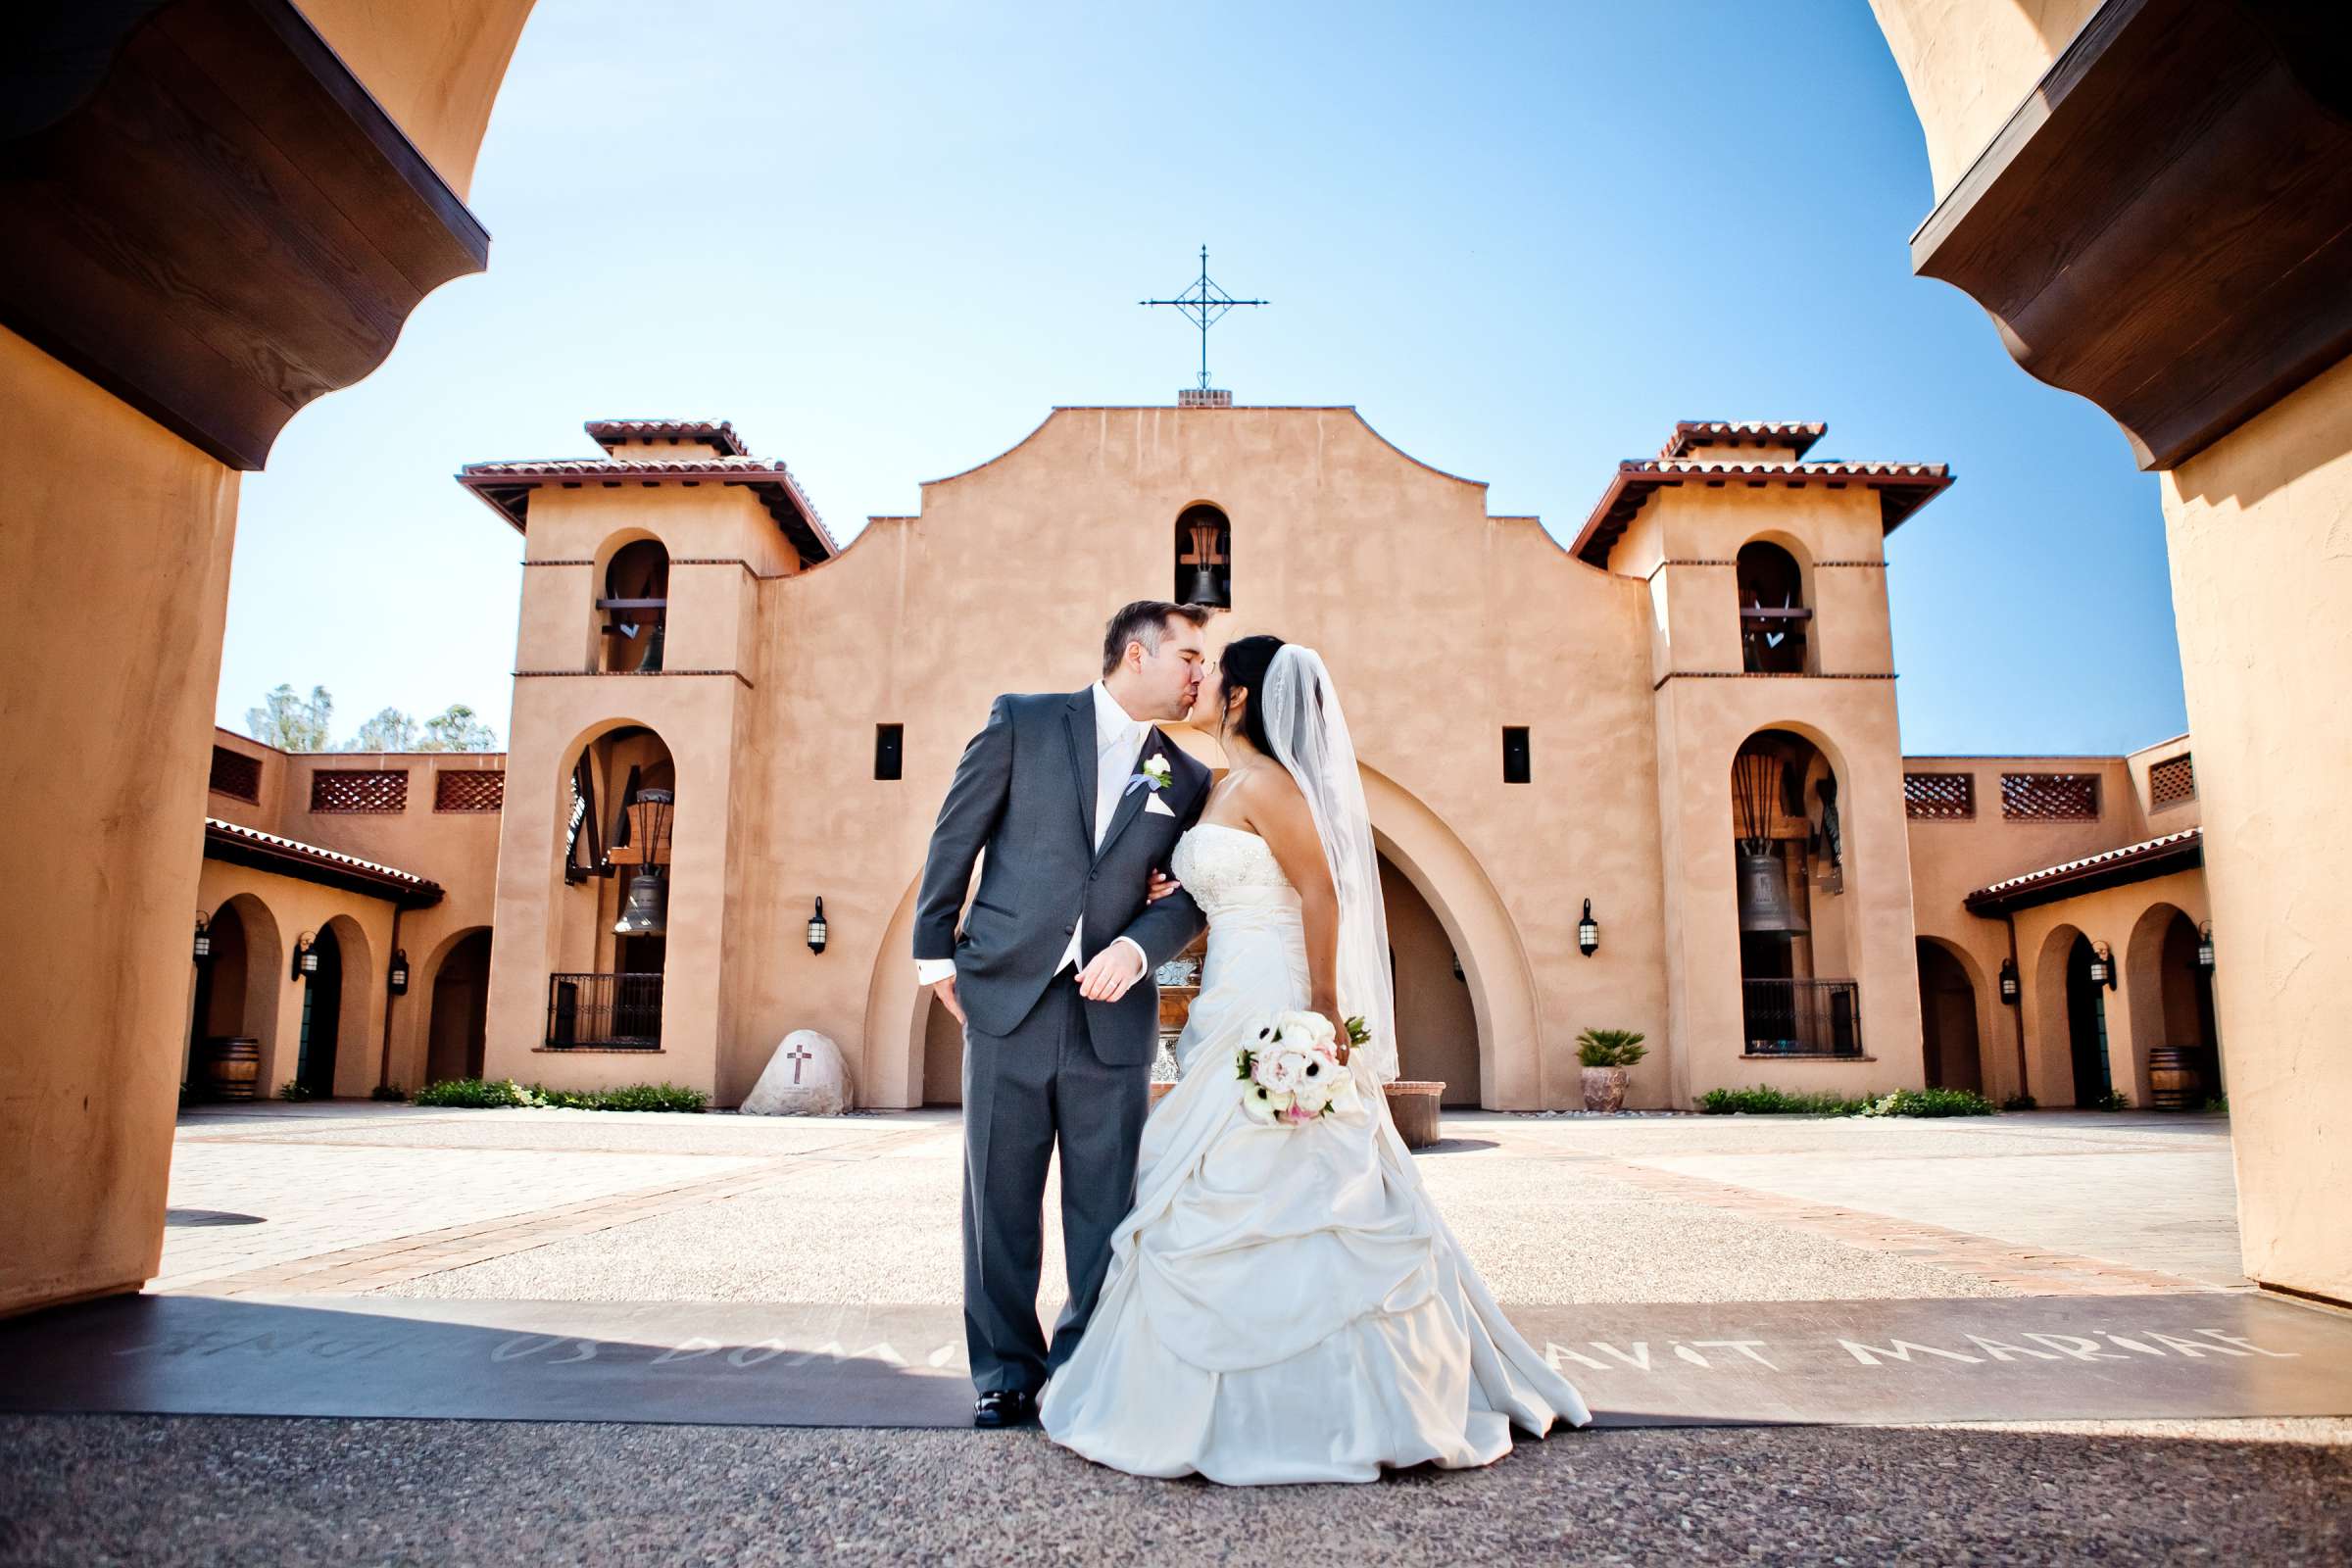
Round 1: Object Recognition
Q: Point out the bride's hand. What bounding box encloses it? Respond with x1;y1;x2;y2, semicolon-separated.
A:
1316;1003;1348;1062
1147;869;1182;904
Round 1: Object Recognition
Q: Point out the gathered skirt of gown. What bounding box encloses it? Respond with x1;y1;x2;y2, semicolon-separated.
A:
1038;823;1590;1485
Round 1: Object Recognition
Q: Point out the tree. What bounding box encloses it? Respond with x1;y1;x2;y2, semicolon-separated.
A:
344;708;420;753
245;683;333;752
420;704;499;753
339;702;499;754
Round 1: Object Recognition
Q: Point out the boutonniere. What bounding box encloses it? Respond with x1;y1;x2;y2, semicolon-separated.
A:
1126;754;1174;796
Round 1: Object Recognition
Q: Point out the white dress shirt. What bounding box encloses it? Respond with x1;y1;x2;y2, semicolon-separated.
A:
916;681;1152;991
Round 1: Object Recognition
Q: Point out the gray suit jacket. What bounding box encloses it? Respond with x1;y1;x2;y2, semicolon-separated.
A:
914;689;1210;1062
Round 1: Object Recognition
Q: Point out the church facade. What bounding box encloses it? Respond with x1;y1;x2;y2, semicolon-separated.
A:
184;407;2220;1116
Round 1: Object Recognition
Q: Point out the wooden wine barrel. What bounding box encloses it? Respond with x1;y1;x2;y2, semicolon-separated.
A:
1385;1080;1446;1150
2148;1045;2202;1111
202;1037;261;1102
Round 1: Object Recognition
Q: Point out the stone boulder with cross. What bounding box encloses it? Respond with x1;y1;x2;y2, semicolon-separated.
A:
740;1029;854;1116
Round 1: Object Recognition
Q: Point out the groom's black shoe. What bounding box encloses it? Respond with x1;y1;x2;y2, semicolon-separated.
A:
973;1390;1038;1429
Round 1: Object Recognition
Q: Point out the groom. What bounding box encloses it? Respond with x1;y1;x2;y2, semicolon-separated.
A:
915;601;1214;1428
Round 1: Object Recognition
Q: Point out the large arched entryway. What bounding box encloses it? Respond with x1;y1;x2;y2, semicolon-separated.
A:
546;722;678;1051
189;894;284;1100
2128;903;2221;1108
425;928;494;1085
1732;729;1858;1055
1916;937;1984;1094
869;759;1541;1109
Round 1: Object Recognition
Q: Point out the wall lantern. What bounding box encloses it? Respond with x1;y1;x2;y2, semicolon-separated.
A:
292;930;319;980
808;897;829;955
1577;899;1600;957
1997;957;2020;1005
193;911;212;963
388;949;410;996
2196;922;2216;971
2087;941;2116;989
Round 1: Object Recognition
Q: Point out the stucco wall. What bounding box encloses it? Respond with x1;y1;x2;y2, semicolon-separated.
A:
0;326;241;1314
2161;350;2352;1302
1865;0;2105;201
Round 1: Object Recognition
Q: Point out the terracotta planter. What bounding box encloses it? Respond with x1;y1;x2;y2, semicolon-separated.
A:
1385;1080;1446;1149
1581;1065;1629;1113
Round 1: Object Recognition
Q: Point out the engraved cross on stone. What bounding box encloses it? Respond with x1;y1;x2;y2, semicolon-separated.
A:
787;1041;814;1084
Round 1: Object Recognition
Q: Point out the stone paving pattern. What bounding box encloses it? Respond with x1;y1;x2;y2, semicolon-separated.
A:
5;1102;2338;1565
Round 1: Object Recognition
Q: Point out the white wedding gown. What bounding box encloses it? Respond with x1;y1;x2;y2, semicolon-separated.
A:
1038;821;1591;1484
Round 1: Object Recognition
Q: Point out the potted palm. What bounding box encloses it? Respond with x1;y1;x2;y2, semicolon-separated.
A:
1577;1028;1647;1113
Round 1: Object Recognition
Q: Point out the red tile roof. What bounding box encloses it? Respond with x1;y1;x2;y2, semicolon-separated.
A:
456;456;836;562
1963;827;2203;914
203;818;445;906
1572;458;1953;567
583;419;752;458
1660;421;1827;460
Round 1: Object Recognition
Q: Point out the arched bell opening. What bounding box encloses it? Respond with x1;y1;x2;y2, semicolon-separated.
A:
1733;729;1857;1055
1174;503;1231;609
599;538;670;673
1737;540;1811;674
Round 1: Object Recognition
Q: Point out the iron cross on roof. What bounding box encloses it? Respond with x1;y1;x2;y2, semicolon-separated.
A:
1141;246;1268;393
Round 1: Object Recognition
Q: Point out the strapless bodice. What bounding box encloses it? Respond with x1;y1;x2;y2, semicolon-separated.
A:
1171;822;1300;920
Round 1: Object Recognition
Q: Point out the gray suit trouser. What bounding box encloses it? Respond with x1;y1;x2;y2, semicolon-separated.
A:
960;968;1151;1396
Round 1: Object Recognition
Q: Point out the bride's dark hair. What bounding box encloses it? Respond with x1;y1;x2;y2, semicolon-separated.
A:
1215;634;1287;760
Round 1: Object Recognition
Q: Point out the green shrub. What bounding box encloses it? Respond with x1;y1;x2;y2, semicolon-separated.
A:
369;1084;409;1102
2092;1089;2132;1111
413;1076;539;1108
1697;1085;1868;1116
2202;1093;2230;1113
2001;1093;2038;1111
1699;1084;1997;1118
1575;1028;1649;1068
411;1077;708;1113
1858;1087;1996;1118
274;1080;313;1102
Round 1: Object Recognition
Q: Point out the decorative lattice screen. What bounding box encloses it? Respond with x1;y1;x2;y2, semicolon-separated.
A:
435;769;506;812
310;768;409;813
2000;772;2100;821
1904;772;1975;820
2148;754;2195;808
209;746;261;803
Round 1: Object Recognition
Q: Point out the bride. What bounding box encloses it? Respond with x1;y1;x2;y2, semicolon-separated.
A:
1038;635;1590;1484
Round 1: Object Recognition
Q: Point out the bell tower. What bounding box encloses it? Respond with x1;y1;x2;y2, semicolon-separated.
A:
1571;421;1950;1106
457;419;836;1096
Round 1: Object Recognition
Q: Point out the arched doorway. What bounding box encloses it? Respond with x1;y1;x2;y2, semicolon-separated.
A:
2128;903;2221;1107
425;928;493;1084
2064;933;2113;1106
921;993;965;1106
550;722;678;1050
296;926;344;1098
1916;938;1983;1094
189;896;282;1098
1383;855;1478;1104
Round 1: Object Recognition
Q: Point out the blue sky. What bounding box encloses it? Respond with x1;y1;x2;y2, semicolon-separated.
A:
218;0;2184;757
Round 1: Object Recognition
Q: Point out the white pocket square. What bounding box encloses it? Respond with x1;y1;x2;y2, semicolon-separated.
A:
1144;793;1177;816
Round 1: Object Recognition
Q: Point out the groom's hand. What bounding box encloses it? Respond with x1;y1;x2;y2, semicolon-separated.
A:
1076;940;1148;1003
931;973;966;1025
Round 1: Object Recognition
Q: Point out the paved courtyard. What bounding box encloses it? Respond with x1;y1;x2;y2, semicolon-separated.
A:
4;1102;2346;1565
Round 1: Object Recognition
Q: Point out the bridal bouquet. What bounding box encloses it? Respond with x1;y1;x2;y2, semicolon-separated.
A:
1236;1011;1374;1126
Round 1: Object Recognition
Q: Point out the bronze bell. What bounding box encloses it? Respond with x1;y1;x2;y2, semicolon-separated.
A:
613;872;667;935
1736;846;1808;933
1183;564;1225;607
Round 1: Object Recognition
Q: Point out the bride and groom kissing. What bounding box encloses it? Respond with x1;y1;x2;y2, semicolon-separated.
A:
913;600;1589;1486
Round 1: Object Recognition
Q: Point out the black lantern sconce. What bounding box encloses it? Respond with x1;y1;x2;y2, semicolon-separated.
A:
2087;941;2117;989
1997;957;2020;1005
1577;899;1599;957
807;897;829;955
193;911;212;963
2196;922;2216;971
388;949;410;996
291;930;319;981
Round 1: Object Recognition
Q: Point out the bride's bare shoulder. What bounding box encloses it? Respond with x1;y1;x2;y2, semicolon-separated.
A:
1233;760;1310;824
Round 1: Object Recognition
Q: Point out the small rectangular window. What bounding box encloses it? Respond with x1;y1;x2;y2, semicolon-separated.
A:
1904;771;1975;820
2001;772;2100;821
1502;727;1531;785
875;723;905;782
310;768;409;813
209;746;262;804
2148;754;2195;808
